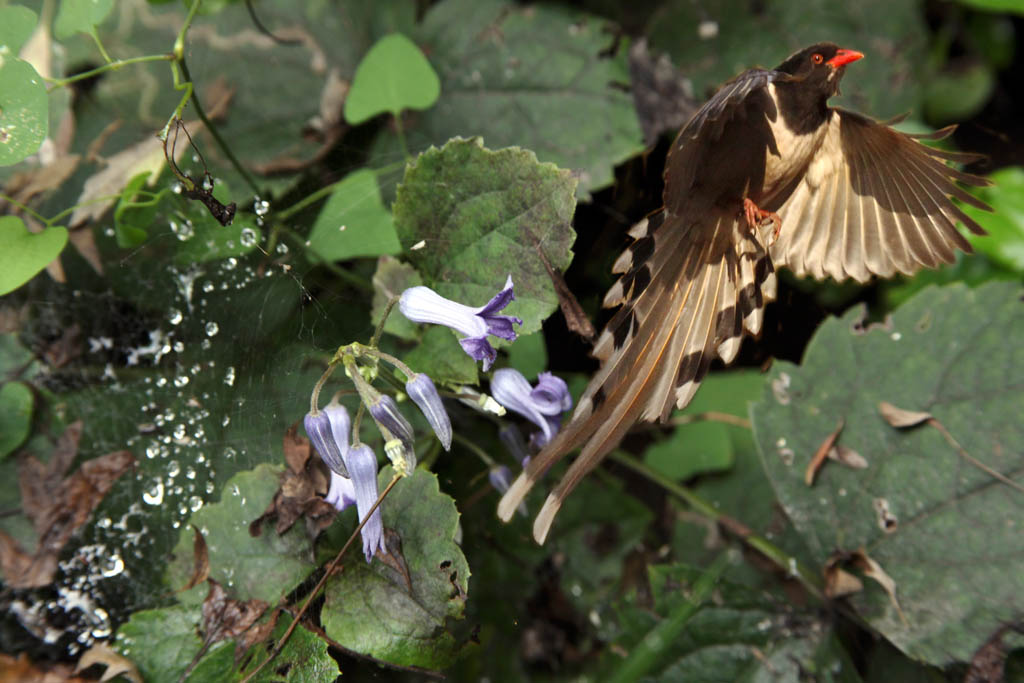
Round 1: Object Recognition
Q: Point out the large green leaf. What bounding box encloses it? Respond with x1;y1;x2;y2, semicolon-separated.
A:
0;381;33;460
344;33;441;124
372;0;645;197
647;0;926;120
963;167;1024;274
0;58;48;166
321;467;470;669
165;464;317;607
0;216;68;295
115;604;221;683
393;137;577;337
0;5;38;54
54;0;114;39
752;282;1024;666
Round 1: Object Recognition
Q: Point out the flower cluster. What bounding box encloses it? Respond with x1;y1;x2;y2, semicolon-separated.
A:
491;369;572;449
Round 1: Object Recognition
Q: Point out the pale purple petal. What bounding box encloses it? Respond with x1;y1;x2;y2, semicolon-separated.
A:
324;470;357;511
343;444;385;562
304;404;349;477
459;336;497;371
491;368;554;443
406;374;451;450
530;372;572;415
369;395;414;453
399;286;488;338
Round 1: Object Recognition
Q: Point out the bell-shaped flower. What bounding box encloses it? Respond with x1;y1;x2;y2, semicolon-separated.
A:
324;469;357;510
303;403;350;477
406;373;452;450
399;276;522;371
369;394;415;454
342;444;385;562
491;369;573;449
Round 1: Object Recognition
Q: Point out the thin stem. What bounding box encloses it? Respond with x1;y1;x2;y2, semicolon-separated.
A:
88;26;114;64
606;551;732;683
393;112;410;159
174;0;203;61
45;54;173;89
370;296;400;350
177;58;261;195
607;450;823;599
240;473;402;683
309;363;338;415
0;195;49;224
452;432;496;468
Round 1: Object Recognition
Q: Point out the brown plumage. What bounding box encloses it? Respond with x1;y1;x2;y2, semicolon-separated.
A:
497;43;991;543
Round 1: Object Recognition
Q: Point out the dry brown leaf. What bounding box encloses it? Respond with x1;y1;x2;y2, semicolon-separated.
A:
0;653;86;683
1;155;81;206
823;565;864;599
805;418;844;486
180;523;210;592
533;234;594;341
827;444;868;469
1;423;135;588
851;549;907;626
202;580;269;644
249;426;334;538
376;527;413;593
75;642;143;683
878;401;932;428
965;629;1007;683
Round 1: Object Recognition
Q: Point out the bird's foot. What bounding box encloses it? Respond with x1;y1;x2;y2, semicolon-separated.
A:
742;198;782;245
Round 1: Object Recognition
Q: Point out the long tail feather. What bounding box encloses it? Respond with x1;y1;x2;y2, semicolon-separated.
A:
498;209;774;542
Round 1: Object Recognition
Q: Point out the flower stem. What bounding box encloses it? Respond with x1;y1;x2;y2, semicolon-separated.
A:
309;363;338;415
239;473;402;683
370;296;399;349
45;54;174;89
452;432;496;468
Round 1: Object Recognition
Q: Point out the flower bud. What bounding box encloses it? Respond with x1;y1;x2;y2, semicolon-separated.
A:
303;404;350;477
406;374;452;451
369;395;414;453
344;444;385;562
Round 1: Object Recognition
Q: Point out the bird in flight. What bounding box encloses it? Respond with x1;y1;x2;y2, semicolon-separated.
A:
498;42;990;543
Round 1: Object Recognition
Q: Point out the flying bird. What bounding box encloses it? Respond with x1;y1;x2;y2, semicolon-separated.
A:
497;43;990;543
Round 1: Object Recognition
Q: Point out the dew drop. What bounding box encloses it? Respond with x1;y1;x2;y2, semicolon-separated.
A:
205;321;219;337
239;228;257;247
167;460;181;478
168;309;183;325
100;554;125;578
142;479;165;505
224;366;236;386
174;375;190;388
189;495;203;512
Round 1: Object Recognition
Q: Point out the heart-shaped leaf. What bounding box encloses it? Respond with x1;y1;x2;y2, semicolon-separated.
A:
344;33;441;125
54;0;114;40
0;217;68;295
307;169;400;262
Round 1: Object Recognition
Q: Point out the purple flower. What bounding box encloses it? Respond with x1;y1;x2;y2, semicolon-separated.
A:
491;369;572;448
406;373;452;450
325;469;357;510
369;394;415;455
343;444;385;562
303;404;350;477
399;276;522;371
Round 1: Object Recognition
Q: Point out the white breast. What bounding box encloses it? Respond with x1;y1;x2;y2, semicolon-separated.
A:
762;84;829;201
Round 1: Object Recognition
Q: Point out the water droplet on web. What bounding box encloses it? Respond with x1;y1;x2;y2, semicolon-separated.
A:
142;479;164;505
202;176;214;191
222;414;230;427
167;460;181;478
174;375;189;388
254;197;270;217
205;321;219;337
224;258;237;270
173;341;185;353
189;496;203;512
206;481;215;494
202;281;215;293
100;554;125;578
224;366;236;386
172;220;194;241
240;228;257;247
155;377;168;388
168;309;183;325
185;467;196;480
276;242;289;254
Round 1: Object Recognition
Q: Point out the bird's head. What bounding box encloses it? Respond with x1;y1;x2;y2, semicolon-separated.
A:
776;43;864;97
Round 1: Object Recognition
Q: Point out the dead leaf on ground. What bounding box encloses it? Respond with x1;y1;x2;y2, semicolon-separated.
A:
824;549;904;624
249;424;334;538
805;418;844;486
41;322;82;369
827;444;868;469
965;628;1007;683
878;401;932;428
75;642;143;683
1;155;81;208
376;527;413;593
533;234;594;341
0;422;135;588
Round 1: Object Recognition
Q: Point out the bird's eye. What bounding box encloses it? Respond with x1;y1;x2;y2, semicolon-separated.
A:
812;53;824;65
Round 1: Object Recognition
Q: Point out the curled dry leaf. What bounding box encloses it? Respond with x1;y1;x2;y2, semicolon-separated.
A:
0;653;87;683
375;527;413;593
824;549;905;623
804;418;844;486
202;580;269;645
878;401;932;428
827;444;868;469
0;422;135;588
534;239;594;341
180;523;210;592
75;642;143;683
249;424;334;538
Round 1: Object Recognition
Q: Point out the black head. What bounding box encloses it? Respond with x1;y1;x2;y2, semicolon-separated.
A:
775;43;863;97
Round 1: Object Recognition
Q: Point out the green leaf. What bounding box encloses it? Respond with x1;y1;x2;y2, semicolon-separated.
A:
54;0;114;39
0;334;35;377
372;0;644;197
0;217;68;295
393;138;577;337
923;62;996;125
950;0;1024;13
321;467;470;669
751;282;1024;666
344;33;441;124
236;615;339;682
505;330;548;380
962;167;1024;274
0;5;38;54
371;255;423;341
0;58;48;166
165;464;317;607
647;0;927;120
115;604;213;683
0;382;33;460
307;169;400;262
114;172;165;248
403;325;478;385
644;370;761;482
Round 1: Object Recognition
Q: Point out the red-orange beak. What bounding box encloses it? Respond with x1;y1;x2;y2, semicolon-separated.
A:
827;49;864;68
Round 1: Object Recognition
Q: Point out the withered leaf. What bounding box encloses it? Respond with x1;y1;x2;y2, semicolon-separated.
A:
250;427;333;538
376;527;412;593
965;629;1007;683
804;418;844;486
878;401;932;428
535;238;594;341
0;652;87;683
1;423;135;588
823;565;864;599
827;444;868;470
75;642;143;683
202;580;269;645
180;524;209;592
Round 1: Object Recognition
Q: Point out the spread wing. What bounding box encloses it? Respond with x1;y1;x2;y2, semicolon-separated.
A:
769;109;990;282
